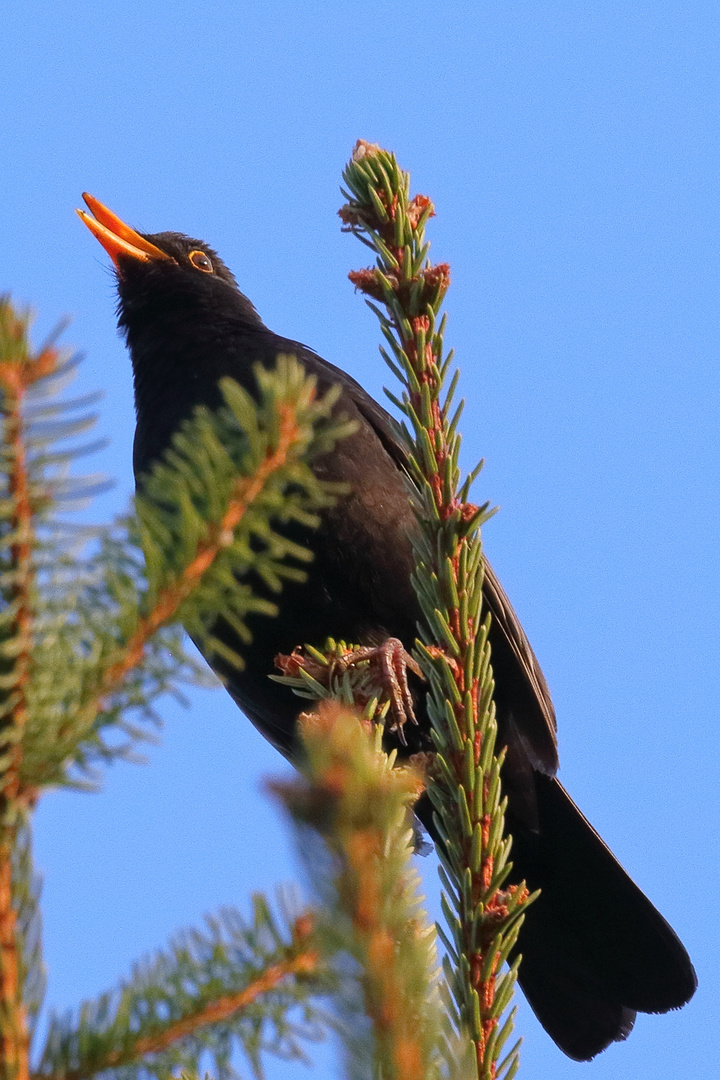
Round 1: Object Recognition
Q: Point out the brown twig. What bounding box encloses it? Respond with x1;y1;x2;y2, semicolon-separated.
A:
0;850;28;1080
33;945;319;1080
82;402;303;719
343;141;532;1078
343;829;427;1080
0;304;59;1080
370;197;501;1070
272;702;437;1080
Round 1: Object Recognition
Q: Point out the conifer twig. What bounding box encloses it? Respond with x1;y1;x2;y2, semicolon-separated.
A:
0;853;28;1080
15;352;349;799
0;302;60;1080
272;701;443;1080
112;945;318;1065
340;141;535;1079
58;356;351;774
0;309;350;1080
36;899;326;1080
94;401;303;703
35;916;318;1080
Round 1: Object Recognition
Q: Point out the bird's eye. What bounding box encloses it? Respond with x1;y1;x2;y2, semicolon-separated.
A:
189;250;213;273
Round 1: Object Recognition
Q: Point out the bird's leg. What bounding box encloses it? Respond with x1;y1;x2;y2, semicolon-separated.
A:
332;637;423;740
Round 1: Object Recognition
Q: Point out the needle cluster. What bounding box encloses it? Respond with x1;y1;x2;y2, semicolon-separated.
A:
0;303;347;1080
340;142;535;1079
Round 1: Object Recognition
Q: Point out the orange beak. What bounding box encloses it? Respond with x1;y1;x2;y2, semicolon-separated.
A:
77;194;171;268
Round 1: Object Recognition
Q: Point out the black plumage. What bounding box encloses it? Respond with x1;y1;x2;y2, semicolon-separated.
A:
79;195;696;1060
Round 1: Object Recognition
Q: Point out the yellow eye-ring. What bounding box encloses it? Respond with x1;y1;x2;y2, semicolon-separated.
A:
189;250;213;273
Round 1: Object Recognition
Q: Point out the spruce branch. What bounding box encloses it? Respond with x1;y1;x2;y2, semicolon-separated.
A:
0;304;353;1080
35;898;326;1080
340;142;535;1079
8;824;43;1041
95;379;317;697
19;353;351;797
271;701;446;1080
0;317;198;798
0;300;66;1080
118;357;351;679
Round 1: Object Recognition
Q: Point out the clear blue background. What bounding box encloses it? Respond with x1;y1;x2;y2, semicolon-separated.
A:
4;2;718;1077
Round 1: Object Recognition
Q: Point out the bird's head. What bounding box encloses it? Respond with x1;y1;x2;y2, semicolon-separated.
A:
77;193;261;334
77;193;266;468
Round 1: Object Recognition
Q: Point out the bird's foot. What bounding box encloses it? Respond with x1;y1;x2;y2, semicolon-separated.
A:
274;637;423;743
332;637;422;743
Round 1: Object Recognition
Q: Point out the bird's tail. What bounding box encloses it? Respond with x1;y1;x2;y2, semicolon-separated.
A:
510;775;696;1059
417;774;696;1060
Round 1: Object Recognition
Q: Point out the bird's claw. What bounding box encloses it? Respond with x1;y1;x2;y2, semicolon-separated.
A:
333;637;422;742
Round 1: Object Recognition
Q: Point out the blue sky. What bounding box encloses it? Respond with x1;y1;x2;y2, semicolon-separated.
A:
4;2;718;1077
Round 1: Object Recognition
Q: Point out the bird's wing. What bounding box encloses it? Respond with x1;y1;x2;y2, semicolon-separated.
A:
297;347;413;469
325;355;558;768
481;559;558;747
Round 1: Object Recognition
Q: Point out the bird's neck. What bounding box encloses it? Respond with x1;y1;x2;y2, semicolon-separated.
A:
125;297;266;480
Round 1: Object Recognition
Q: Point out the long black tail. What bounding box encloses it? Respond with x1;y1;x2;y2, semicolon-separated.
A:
417;774;696;1060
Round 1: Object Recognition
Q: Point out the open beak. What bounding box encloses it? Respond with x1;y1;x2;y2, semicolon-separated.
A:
77;194;171;269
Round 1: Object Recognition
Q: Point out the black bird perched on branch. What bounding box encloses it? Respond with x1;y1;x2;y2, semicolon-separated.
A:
78;194;696;1061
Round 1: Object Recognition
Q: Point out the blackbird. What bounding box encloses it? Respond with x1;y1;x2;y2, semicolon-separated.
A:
79;194;696;1060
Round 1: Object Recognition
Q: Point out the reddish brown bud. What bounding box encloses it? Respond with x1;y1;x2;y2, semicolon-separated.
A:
407;194;435;228
292;912;315;941
352;139;381;162
274;647;308;677
348;268;392;302
424;644;463;680
338;204;365;228
33;345;60;380
423;263;451;293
